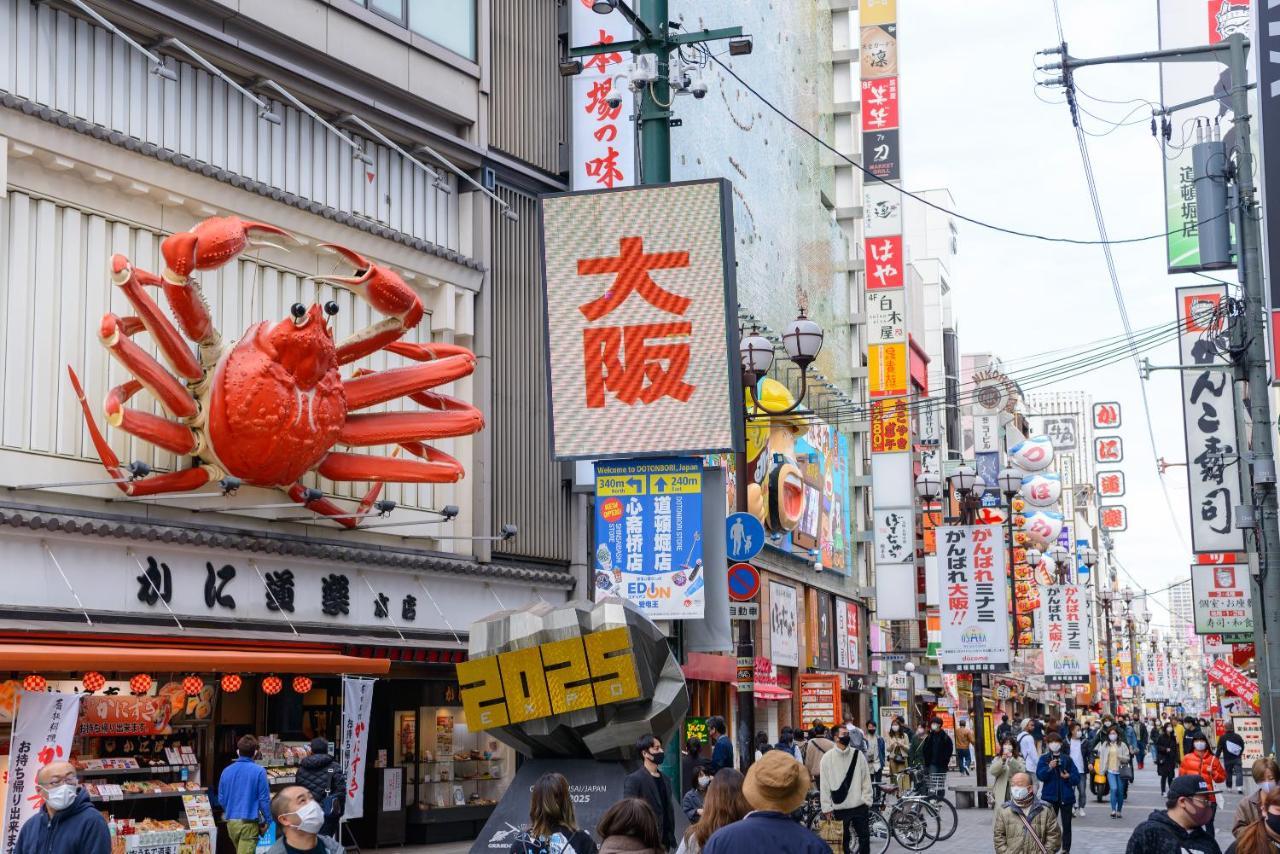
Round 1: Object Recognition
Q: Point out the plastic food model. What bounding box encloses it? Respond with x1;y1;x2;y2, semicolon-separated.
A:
68;216;483;526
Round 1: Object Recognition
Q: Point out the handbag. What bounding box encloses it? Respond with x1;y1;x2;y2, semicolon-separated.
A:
830;749;860;805
1120;762;1134;783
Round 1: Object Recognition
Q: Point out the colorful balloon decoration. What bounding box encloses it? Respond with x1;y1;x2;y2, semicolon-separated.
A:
1021;509;1064;547
1009;435;1055;472
1020;472;1062;508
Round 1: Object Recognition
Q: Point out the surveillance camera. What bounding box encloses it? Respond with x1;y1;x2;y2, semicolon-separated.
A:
690;77;708;99
440;504;460;520
606;91;623;110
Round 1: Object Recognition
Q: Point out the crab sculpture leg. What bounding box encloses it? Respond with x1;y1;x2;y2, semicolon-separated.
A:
299;254;485;527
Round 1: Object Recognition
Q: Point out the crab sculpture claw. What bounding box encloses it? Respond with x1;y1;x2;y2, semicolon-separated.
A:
311;243;425;364
161;216;294;284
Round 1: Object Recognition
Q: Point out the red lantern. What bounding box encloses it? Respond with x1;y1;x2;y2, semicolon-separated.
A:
82;671;106;693
221;674;242;693
262;676;283;695
292;676;313;695
22;674;46;692
182;676;204;697
130;673;152;695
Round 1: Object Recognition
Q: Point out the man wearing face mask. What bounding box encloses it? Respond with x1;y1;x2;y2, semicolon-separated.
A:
14;761;110;854
993;771;1061;854
819;727;873;854
267;786;342;854
623;734;676;851
1036;733;1080;853
1125;775;1223;854
921;718;953;799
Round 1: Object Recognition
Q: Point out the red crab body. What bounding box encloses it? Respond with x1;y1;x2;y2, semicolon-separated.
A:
67;219;484;528
205;309;347;487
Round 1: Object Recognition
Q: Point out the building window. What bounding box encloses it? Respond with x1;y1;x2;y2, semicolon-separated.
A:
356;0;476;60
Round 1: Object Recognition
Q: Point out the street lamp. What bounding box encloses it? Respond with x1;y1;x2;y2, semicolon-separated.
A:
1048;544;1069;582
1026;547;1042;567
740;312;824;416
998;467;1022;497
732;311;823;773
953;464;976;494
915;470;943;502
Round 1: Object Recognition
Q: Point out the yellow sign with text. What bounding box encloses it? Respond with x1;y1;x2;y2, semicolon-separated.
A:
869;343;908;397
456;626;642;730
861;0;896;25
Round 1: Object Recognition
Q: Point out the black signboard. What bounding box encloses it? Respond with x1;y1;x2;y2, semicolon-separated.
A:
862;129;900;181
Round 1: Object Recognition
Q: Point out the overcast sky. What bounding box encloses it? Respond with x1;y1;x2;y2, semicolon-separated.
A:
898;0;1225;629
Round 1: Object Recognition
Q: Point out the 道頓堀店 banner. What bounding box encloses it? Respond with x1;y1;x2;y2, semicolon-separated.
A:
1176;284;1245;552
1040;584;1090;683
592;458;704;619
540;180;743;461
937;525;1011;673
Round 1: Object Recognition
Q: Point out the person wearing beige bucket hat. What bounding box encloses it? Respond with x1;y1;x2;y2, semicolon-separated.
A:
701;751;828;854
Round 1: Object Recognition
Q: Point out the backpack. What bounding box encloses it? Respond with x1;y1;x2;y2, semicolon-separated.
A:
513;830;590;854
320;765;346;820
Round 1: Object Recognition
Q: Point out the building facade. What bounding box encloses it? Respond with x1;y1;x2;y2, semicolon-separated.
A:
0;0;573;843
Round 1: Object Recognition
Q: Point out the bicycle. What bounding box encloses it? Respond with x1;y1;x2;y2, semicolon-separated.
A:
872;780;936;851
799;790;892;853
898;766;958;842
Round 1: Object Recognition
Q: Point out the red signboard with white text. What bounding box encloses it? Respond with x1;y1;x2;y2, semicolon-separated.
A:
539;180;743;460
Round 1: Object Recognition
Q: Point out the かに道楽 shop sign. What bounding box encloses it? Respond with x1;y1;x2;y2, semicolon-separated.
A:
540;180;743;460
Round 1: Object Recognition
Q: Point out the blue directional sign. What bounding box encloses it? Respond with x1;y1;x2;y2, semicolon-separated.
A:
726;512;765;562
1127;675;1141;688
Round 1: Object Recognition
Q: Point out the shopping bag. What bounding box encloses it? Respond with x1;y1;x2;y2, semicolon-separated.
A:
815;817;844;849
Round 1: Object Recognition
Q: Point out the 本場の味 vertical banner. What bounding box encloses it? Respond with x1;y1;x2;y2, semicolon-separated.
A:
937;525;1011;673
540;180;743;460
570;3;635;192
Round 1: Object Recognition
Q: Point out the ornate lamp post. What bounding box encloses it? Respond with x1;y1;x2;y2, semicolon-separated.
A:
733;311;823;772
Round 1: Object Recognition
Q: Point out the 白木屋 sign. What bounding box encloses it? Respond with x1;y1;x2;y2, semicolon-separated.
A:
540;179;743;460
937;525;1011;673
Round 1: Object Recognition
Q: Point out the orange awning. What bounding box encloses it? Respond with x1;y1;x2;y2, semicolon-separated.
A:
0;642;390;676
754;684;793;701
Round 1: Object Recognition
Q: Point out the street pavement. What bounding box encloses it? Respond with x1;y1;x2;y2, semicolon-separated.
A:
374;759;1243;852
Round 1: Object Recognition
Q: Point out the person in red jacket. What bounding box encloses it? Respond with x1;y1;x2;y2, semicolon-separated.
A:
1179;732;1226;837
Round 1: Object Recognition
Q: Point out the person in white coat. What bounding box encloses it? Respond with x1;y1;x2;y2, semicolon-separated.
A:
1018;720;1040;789
820;730;874;854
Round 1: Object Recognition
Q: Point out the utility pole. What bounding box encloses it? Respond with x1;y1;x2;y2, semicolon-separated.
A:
1045;33;1280;751
569;0;754;773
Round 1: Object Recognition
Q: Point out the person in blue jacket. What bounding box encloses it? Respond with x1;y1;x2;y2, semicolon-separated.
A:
15;760;110;854
1036;731;1081;854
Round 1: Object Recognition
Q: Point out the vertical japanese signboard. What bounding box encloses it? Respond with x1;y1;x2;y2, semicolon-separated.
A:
1256;1;1280;380
1041;585;1090;683
593;458;704;618
1190;562;1253;634
798;674;842;730
3;691;80;852
769;581;799;668
937;525;1011;672
570;4;634;191
1176;284;1245;551
834;597;863;672
341;677;375;820
1157;0;1251;270
540;180;743;459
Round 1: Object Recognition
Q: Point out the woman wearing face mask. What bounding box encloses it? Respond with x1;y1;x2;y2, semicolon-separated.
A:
683;767;713;823
1227;784;1280;854
1156;723;1181;797
1097;726;1133;818
988;738;1026;811
676;769;750;854
1036;733;1080;853
1180;731;1227;836
886;717;911;792
1233;758;1280;841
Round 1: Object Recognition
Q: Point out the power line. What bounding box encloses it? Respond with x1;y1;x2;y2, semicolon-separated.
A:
1050;0;1191;553
708;54;1237;248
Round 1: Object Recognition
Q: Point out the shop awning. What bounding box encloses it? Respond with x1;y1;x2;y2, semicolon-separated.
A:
754;684;794;701
0;642;390;675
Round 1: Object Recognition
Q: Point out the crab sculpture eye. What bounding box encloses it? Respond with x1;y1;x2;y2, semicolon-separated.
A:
324;301;340;316
290;302;307;324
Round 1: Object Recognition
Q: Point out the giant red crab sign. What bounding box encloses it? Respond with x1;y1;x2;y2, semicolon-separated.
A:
66;215;483;528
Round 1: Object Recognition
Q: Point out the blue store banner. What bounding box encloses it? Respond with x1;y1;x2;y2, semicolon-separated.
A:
594;458;704;619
